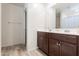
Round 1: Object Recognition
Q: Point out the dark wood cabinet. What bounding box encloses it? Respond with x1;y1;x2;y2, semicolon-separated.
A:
61;42;77;56
77;36;79;56
37;31;78;56
37;32;48;54
49;39;60;56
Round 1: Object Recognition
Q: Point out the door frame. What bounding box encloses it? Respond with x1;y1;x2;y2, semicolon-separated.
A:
25;8;27;48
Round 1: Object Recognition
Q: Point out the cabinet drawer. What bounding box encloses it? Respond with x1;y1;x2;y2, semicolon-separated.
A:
49;33;77;44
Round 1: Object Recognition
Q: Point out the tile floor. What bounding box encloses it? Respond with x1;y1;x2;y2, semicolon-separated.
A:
1;44;46;56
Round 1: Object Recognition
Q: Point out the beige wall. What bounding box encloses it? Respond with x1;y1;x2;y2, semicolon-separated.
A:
26;3;46;51
0;3;1;55
26;3;56;51
45;7;56;29
2;3;25;47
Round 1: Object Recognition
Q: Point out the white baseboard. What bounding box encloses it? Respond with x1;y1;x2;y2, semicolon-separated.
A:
2;43;25;47
26;47;38;51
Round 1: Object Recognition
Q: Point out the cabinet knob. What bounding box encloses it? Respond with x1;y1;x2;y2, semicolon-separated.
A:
58;43;61;46
56;42;61;46
56;42;59;46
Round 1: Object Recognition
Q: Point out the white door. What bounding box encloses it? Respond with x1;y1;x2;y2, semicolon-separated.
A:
2;4;25;47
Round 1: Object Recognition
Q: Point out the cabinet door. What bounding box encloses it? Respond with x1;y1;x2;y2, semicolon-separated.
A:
43;34;48;54
37;32;48;54
61;42;77;56
37;32;44;50
77;36;79;56
49;39;60;56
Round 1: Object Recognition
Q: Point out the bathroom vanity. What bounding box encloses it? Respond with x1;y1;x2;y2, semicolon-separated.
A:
37;31;79;56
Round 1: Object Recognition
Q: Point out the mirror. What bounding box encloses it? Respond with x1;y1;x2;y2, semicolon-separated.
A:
54;3;79;28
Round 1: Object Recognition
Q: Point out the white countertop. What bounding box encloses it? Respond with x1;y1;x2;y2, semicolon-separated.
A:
37;29;79;36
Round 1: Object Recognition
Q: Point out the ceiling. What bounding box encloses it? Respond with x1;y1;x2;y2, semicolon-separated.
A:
10;3;25;7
